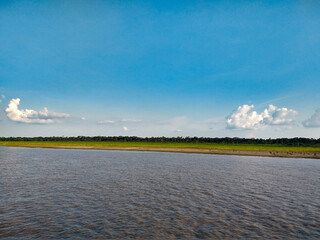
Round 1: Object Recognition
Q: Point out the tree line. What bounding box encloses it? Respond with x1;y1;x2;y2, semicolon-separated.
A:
0;136;320;146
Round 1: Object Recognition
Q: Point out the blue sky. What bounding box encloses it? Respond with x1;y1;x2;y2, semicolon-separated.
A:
1;0;320;138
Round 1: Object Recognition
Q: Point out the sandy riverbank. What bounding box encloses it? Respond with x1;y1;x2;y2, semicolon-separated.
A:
2;144;320;159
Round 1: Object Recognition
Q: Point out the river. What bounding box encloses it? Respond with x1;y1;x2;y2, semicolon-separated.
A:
1;146;319;239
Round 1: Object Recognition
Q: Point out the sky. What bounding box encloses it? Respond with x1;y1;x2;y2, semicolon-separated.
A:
1;0;320;138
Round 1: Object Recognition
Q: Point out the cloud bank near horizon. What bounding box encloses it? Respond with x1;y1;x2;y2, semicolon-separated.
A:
6;98;70;124
227;104;297;130
4;97;320;136
303;109;320;128
98;119;142;124
98;119;142;132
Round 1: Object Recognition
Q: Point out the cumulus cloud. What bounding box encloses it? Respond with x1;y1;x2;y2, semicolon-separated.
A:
6;98;70;124
227;104;297;130
303;109;320;128
123;126;128;131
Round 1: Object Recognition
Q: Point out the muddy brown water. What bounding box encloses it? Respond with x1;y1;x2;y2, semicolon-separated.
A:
1;147;319;239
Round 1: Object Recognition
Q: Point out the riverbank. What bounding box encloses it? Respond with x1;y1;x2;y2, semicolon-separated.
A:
1;141;320;159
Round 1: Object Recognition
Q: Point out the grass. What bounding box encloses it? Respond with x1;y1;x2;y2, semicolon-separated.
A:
1;141;320;152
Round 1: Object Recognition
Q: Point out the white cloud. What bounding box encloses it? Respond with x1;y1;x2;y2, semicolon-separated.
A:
99;119;138;132
158;116;220;133
121;118;142;123
98;120;116;124
303;108;320;128
0;99;2;103
159;116;188;132
6;98;70;124
227;104;297;130
81;117;86;121
98;119;142;125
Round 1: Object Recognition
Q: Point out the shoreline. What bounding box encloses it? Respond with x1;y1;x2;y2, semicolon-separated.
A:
1;144;320;159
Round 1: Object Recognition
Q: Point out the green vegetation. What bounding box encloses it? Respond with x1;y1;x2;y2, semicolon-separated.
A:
1;136;320;146
1;141;320;152
1;136;320;154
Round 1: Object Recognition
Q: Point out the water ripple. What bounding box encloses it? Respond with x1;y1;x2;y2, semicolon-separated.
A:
1;147;320;239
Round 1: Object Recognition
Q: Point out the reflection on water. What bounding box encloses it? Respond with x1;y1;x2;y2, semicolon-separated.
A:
1;147;319;239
